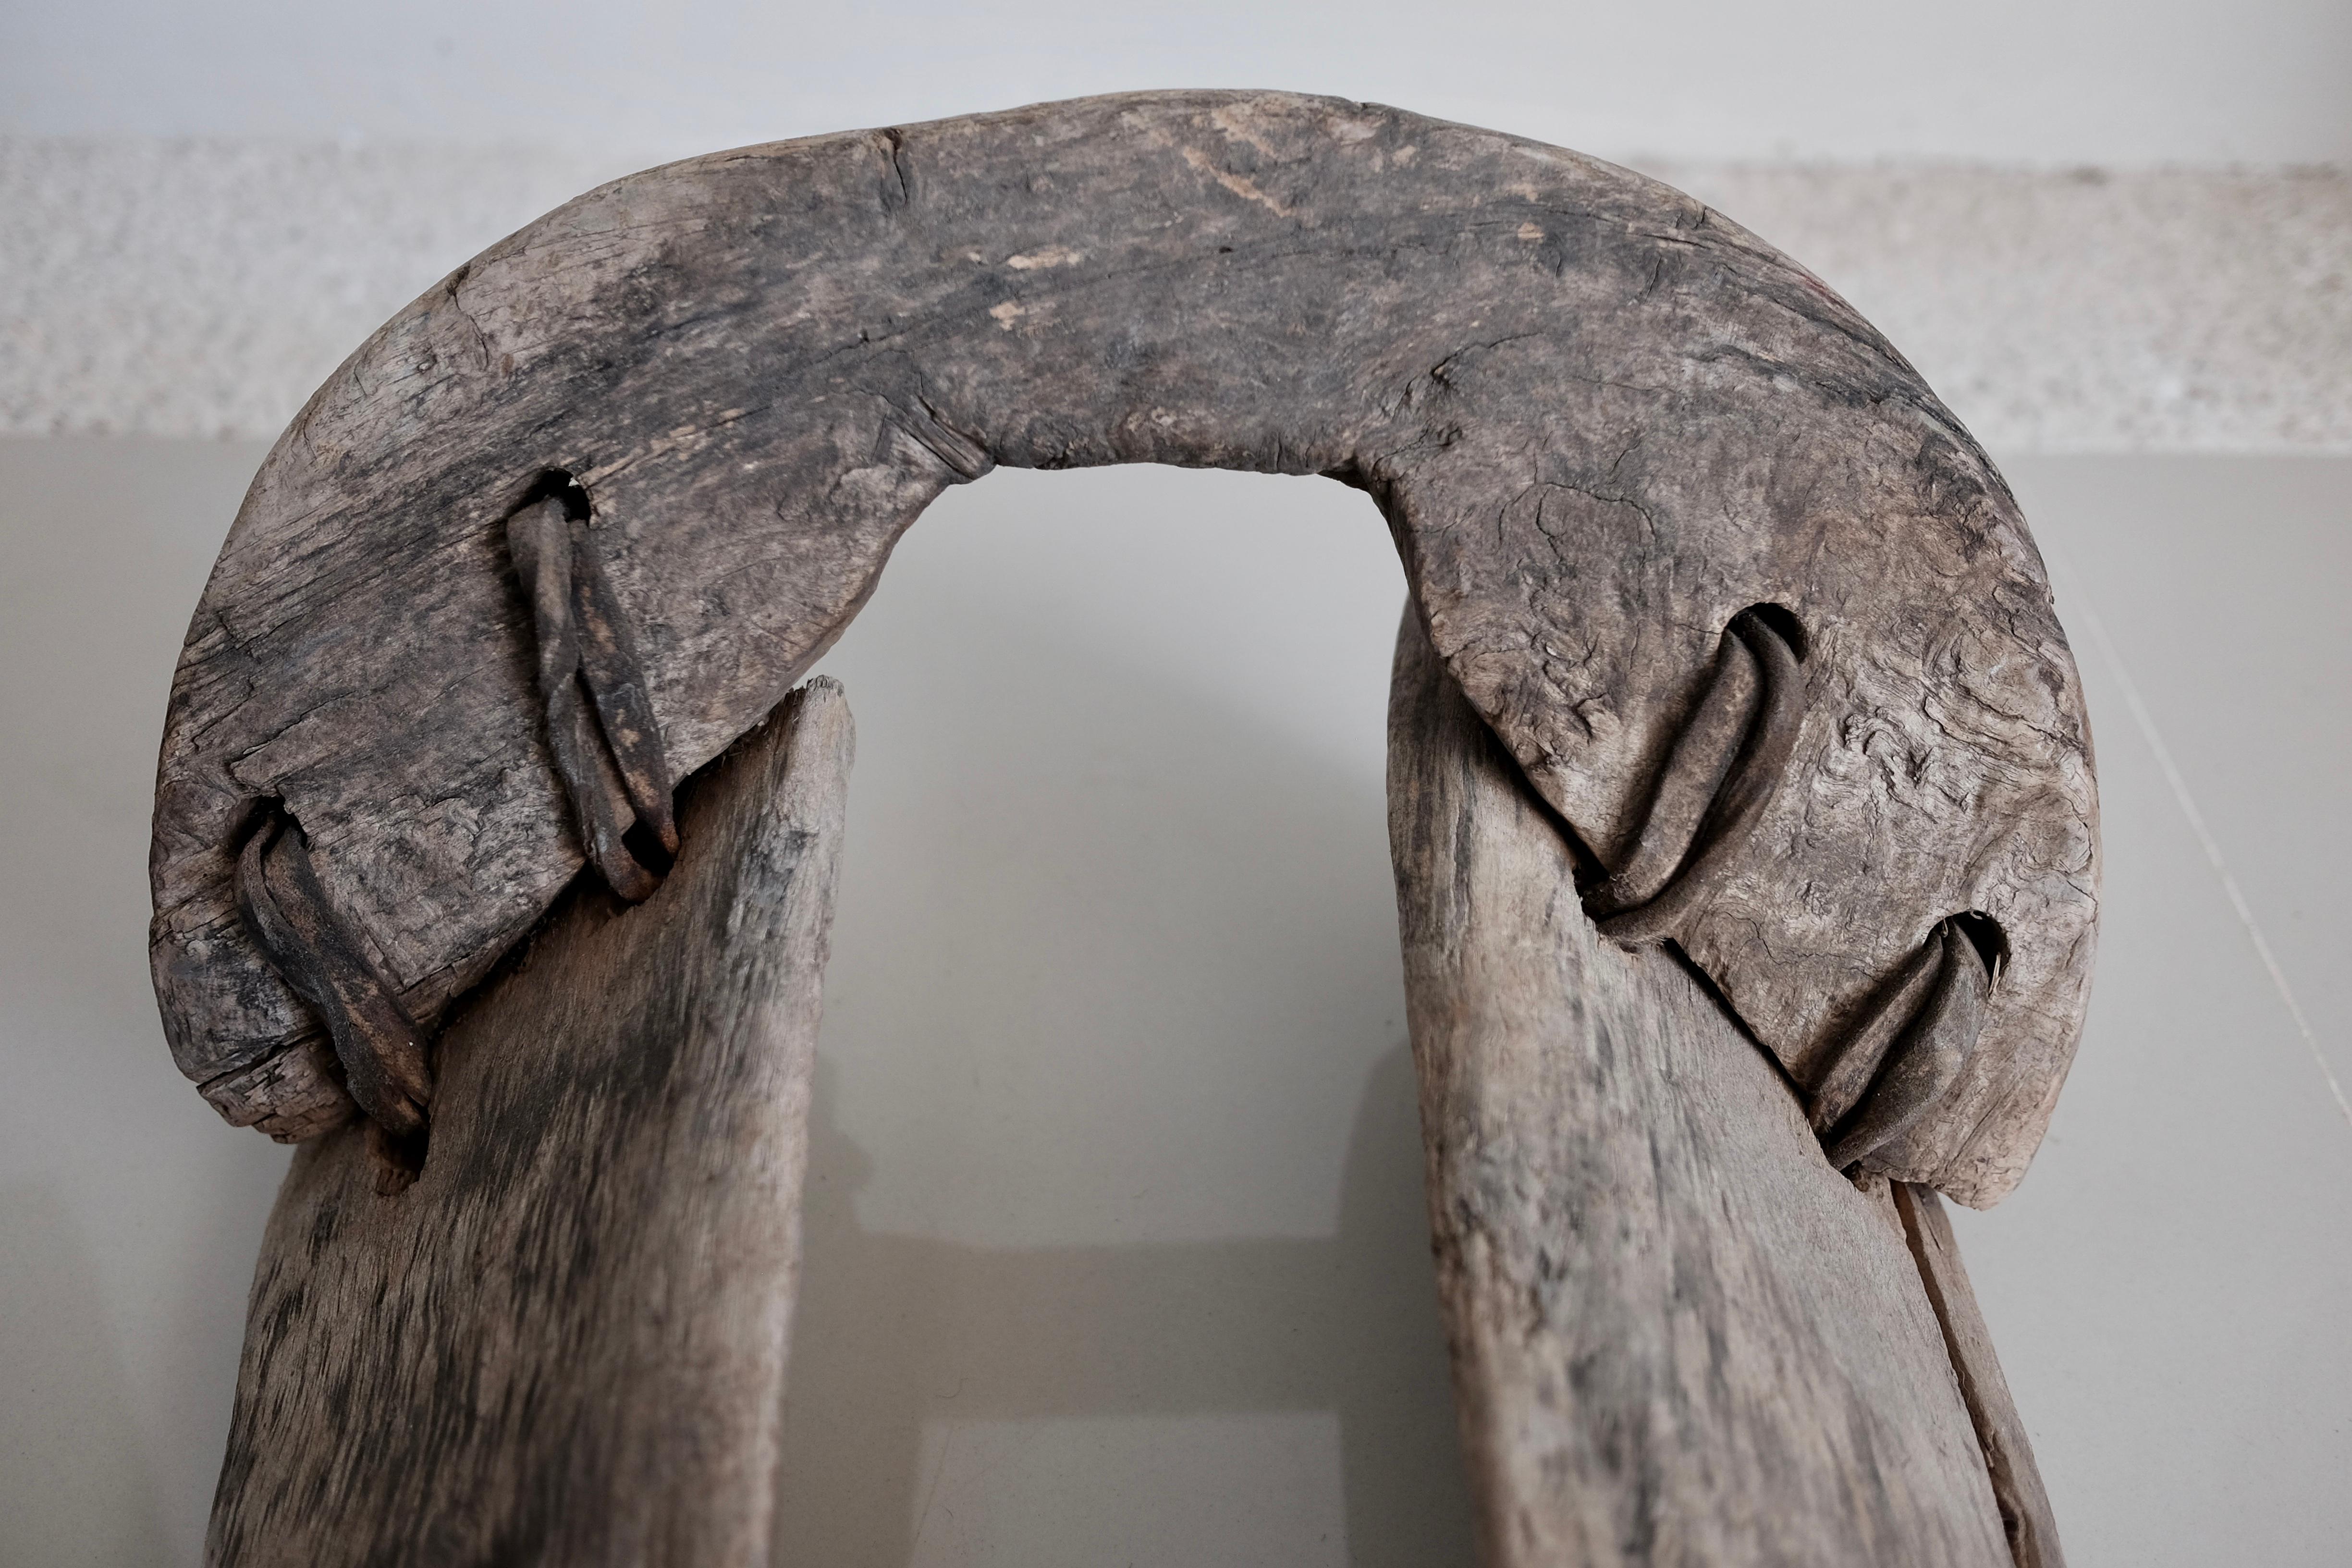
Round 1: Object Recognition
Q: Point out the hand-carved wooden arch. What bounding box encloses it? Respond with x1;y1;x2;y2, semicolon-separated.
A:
150;88;2097;1208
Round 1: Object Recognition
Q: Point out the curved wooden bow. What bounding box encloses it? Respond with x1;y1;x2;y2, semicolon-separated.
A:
149;90;2096;1206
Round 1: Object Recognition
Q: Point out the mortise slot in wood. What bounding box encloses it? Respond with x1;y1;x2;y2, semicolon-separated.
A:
1950;908;2011;979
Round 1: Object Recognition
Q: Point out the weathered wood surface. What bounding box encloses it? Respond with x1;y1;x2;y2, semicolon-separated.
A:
207;680;852;1568
1896;1181;2067;1568
152;88;2097;1207
1387;609;2045;1566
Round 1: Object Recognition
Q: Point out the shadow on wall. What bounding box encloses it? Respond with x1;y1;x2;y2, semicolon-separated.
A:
771;1045;1477;1567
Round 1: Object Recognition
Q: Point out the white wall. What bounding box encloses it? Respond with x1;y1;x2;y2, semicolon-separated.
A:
6;0;2349;166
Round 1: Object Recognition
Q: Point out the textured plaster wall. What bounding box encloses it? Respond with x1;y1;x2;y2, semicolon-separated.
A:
5;139;2347;451
4;0;2347;452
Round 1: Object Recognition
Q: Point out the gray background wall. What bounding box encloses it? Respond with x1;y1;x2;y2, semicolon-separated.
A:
2;3;2348;1564
10;0;2352;162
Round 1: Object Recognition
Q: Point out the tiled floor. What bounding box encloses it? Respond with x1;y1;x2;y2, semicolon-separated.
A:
1;440;2343;1565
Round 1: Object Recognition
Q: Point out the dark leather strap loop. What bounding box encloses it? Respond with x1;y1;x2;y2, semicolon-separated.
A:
234;812;432;1163
508;495;676;901
1597;607;1806;947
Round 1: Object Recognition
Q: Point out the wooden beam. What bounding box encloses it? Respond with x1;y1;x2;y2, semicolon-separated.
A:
1896;1182;2067;1568
206;680;853;1568
1387;608;2045;1566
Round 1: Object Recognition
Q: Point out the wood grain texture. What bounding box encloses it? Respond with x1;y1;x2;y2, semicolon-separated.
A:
206;679;852;1568
1896;1182;2068;1568
1386;608;2031;1566
150;89;2097;1206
